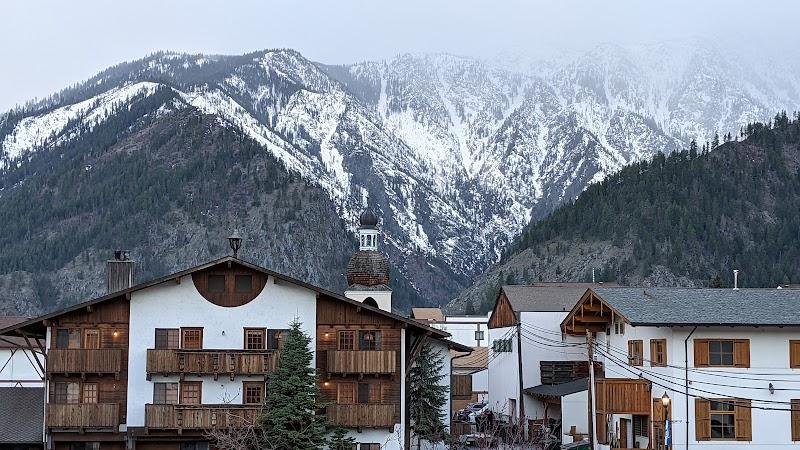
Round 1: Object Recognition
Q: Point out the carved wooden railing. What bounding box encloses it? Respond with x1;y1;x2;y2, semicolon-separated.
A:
146;349;279;379
326;404;398;428
145;404;262;429
326;350;397;375
47;349;123;375
46;403;119;428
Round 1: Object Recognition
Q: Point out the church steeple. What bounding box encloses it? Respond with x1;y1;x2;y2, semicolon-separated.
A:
345;207;392;311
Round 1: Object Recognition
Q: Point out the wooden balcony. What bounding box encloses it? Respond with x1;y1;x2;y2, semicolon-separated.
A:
145;404;261;429
595;378;651;415
46;403;119;429
326;350;397;375
47;349;123;376
326;404;398;428
146;349;279;379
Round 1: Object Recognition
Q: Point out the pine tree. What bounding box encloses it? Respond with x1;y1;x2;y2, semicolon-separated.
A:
409;343;449;449
327;427;357;450
463;300;476;315
711;132;720;149
257;320;327;450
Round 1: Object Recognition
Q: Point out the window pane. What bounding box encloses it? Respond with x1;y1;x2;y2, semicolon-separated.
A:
245;329;265;350
243;382;264;404
268;329;289;350
155;328;180;349
235;275;253;293
720;353;734;366
338;383;354;404
208;275;225;293
82;383;98;403
181;382;201;404
339;331;354;350
709;341;721;353
56;329;69;349
182;329;203;349
84;329;100;349
359;331;381;351
66;382;80;403
720;341;734;353
357;383;370;404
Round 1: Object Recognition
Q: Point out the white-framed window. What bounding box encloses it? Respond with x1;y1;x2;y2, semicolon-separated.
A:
614;317;625;335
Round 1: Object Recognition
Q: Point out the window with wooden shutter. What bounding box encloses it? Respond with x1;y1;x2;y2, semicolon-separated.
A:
792;399;800;441
628;340;643;366
181;328;203;350
694;339;749;367
244;328;265;350
733;340;750;368
650;339;667;367
790;341;800;368
694;340;710;367
734;399;752;441
81;383;98;403
695;399;711;441
243;381;265;404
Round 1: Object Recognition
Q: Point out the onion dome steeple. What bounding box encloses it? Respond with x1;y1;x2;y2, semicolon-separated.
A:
345;206;392;311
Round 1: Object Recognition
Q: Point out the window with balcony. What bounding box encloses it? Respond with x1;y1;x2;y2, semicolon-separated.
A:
153;382;179;404
54;382;80;404
244;328;266;350
180;381;202;405
359;331;381;351
155;328;180;349
337;382;355;404
338;331;355;350
83;329;100;349
55;328;81;349
181;328;203;350
243;381;265;404
82;383;98;403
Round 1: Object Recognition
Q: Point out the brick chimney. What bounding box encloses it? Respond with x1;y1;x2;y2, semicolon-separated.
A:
106;251;135;293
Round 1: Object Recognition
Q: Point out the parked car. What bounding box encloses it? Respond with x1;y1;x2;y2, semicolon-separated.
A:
454;402;486;422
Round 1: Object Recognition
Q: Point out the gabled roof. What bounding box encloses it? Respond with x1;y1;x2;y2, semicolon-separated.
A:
411;307;445;322
592;287;800;326
0;256;451;340
0;387;44;443
451;347;488;371
561;287;800;335
501;283;615;312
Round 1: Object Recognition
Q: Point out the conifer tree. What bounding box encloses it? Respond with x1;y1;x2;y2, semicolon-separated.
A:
327;427;357;450
409;343;449;449
257;320;327;450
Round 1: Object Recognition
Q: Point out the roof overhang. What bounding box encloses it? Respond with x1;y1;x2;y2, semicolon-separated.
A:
560;289;628;336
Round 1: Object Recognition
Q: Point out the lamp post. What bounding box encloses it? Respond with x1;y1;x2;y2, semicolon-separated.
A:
227;230;243;258
661;392;671;450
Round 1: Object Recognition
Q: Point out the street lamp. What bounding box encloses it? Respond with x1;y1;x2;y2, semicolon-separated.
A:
661;392;671;449
228;229;243;258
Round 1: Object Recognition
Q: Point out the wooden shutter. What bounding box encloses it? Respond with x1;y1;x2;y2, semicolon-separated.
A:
695;399;711;441
733;340;750;368
792;399;800;441
628;340;643;366
734;399;752;440
694;340;710;367
790;341;800;368
650;339;667;366
596;413;608;444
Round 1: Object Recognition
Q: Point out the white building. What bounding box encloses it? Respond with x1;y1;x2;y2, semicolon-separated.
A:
411;308;490;348
562;287;800;450
486;284;606;435
0;316;43;387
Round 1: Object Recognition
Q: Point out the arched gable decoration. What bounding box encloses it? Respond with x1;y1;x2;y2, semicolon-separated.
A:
192;263;267;307
363;297;379;308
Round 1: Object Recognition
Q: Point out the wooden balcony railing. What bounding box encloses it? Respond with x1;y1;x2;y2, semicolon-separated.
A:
326;404;398;428
145;404;262;429
146;349;279;379
47;349;123;375
326;350;397;375
46;403;119;429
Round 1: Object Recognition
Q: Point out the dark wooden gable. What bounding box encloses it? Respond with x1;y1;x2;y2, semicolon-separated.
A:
561;290;621;335
488;290;518;329
191;261;268;307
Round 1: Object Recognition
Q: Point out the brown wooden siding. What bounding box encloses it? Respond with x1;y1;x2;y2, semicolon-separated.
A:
594;379;651;415
488;292;517;329
191;264;267;307
146;349;279;378
46;403;119;429
144;404;261;429
326;404;398;428
47;349;123;375
451;375;472;399
326;350;397;375
48;296;129;426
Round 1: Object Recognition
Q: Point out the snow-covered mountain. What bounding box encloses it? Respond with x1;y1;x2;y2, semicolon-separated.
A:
1;40;797;309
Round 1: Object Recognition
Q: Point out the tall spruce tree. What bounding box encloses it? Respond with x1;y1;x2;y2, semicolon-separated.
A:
257;320;327;450
409;342;449;449
327;427;357;450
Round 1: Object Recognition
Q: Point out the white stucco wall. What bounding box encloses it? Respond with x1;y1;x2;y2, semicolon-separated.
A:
488;311;585;421
600;325;800;449
472;368;488;395
0;347;44;386
431;314;490;348
126;275;317;426
561;390;588;444
345;289;392;312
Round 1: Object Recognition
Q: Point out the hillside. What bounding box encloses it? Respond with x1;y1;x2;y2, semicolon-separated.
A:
1;43;798;314
452;112;800;313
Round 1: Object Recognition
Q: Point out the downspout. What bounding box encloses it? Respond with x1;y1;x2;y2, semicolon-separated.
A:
685;327;697;450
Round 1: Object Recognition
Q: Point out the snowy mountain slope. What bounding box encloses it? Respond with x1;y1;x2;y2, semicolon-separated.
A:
1;41;797;309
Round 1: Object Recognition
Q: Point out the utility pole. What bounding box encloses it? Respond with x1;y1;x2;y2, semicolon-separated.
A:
587;330;598;450
516;321;525;421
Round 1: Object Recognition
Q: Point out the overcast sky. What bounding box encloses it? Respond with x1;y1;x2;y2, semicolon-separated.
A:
2;0;799;111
